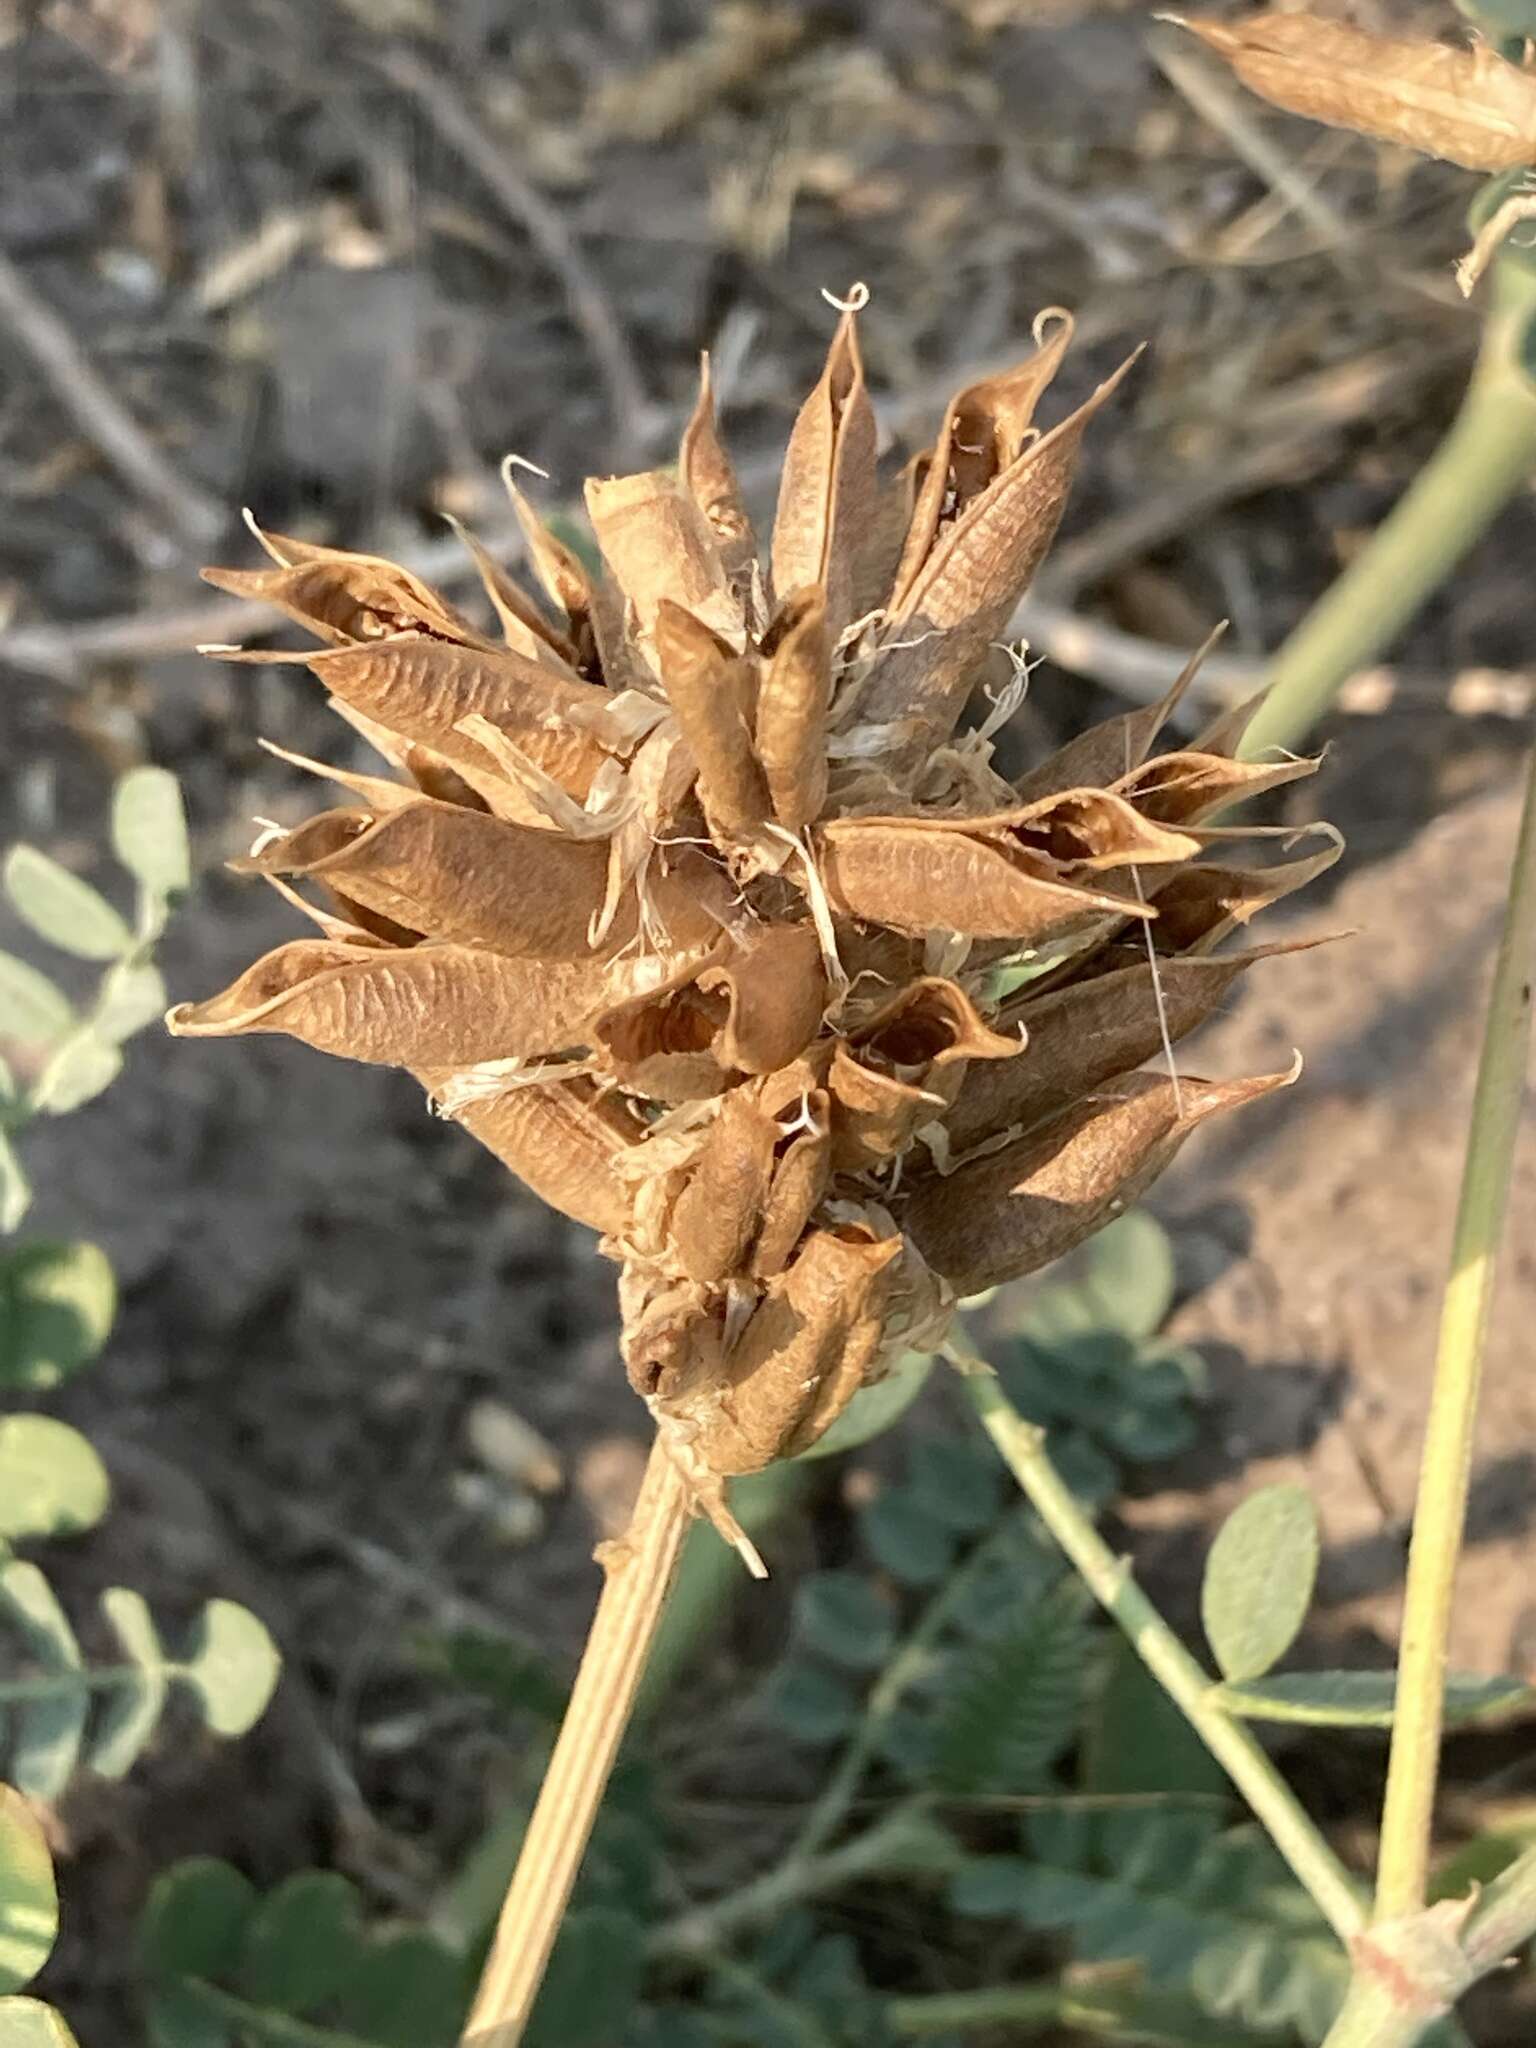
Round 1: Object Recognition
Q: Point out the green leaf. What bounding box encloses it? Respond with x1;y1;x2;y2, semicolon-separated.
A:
0;1564;87;1800
90;1589;169;1779
524;1908;643;2048
951;1813;1346;2042
0;959;73;1052
858;1490;956;1587
95;962;167;1046
0;1241;116;1390
113;768;190;902
0;1136;29;1237
796;1348;933;1461
1082;1636;1227;1799
764;1660;860;1745
1084;1210;1175;1338
336;1930;466;2047
144;1983;231;2048
930;1584;1091;1794
140;1859;257;1983
905;1436;1003;1535
238;1872;362;2013
792;1571;895;1671
1201;1485;1319;1683
1213;1670;1533;1729
31;1035;122;1117
0;1787;57;1993
0;1998;80;2046
0;1419;110;1543
178;1601;281;1737
413;1629;566;1723
4;850;131;963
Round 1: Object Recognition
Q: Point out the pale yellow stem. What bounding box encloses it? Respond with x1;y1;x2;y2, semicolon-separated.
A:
460;1436;693;2047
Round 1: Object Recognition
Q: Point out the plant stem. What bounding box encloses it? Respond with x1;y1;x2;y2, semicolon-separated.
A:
887;1983;1083;2035
459;1435;692;2048
1374;739;1536;1925
1240;265;1536;760
952;1352;1365;1945
653;1799;951;1960
178;1979;381;2048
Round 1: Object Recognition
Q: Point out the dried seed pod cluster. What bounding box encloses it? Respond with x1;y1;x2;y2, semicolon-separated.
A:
172;300;1338;1547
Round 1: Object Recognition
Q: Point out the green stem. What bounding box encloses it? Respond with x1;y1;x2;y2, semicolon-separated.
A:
1240;265;1536;760
887;1984;1084;2035
1463;1839;1536;1972
788;1503;1035;1865
0;1663;165;1704
652;1799;950;1960
953;1354;1365;1945
174;1978;382;2048
1374;738;1536;1923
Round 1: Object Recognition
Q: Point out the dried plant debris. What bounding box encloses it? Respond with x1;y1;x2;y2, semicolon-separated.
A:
1167;11;1536;172
172;299;1337;1547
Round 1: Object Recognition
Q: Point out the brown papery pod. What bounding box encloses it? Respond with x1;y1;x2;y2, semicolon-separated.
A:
829;976;1022;1169
1147;831;1343;952
585;470;742;649
166;937;711;1069
770;302;879;643
679;355;759;587
307;638;614;804
1012;626;1221;800
755;588;832;833
236;799;612;959
667;1089;782;1284
444;515;582;670
1168;12;1536;172
416;1070;639;1237
654;600;772;842
670;1226;902;1474
860;351;1139;745
696;919;827;1074
905;1065;1297;1295
890;309;1076;607
945;939;1326;1152
751;1097;833;1278
816;816;1153;941
502;471;600;653
203;543;487;650
1112;747;1317;826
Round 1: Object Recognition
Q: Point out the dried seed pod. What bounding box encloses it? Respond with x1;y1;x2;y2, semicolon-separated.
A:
662;1224;902;1474
771;302;879;642
945;938;1329;1152
418;1070;640;1235
235;799;614;959
755;588;832;833
188;294;1338;1518
1169;12;1536;172
905;1065;1298;1295
680;354;759;587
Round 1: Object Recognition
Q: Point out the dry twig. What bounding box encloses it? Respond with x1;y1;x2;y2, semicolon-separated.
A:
369;45;657;464
0;244;225;548
460;1437;692;2047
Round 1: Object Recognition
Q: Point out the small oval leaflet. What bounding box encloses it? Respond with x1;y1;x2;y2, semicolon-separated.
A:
0;1240;116;1392
0;1418;110;1543
0;1787;57;1995
0;956;73;1052
1201;1482;1319;1683
3;848;131;963
178;1599;282;1738
0;1996;81;2045
112;766;191;902
1213;1669;1534;1729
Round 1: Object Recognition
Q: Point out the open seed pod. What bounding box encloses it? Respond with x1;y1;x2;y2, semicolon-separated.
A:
173;298;1339;1550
